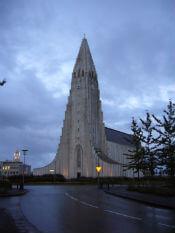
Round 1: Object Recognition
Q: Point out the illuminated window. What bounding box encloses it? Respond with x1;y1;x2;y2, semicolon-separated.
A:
14;151;20;161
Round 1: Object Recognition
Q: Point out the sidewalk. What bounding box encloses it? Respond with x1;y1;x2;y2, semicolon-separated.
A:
0;208;19;233
104;186;175;210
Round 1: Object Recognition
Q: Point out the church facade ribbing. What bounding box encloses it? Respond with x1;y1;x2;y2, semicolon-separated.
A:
33;38;135;178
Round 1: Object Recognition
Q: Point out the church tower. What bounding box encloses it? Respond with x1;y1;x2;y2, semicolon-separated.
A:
33;37;135;178
55;37;109;178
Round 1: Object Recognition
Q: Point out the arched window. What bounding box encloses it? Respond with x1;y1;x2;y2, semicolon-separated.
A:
77;148;81;168
78;69;80;77
75;145;83;168
73;72;76;78
82;70;84;77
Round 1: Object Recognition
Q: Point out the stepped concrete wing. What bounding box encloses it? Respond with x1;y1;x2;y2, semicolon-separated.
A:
95;148;121;165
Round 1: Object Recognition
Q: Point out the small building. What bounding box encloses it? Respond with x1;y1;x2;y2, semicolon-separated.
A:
0;151;31;176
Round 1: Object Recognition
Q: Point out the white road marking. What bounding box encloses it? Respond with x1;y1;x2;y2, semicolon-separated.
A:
65;193;78;201
158;223;175;228
66;193;97;207
104;209;142;221
65;192;142;221
66;193;175;225
80;201;98;209
70;196;78;201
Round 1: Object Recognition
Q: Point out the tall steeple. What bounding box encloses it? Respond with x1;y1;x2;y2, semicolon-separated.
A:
34;37;116;178
73;37;96;76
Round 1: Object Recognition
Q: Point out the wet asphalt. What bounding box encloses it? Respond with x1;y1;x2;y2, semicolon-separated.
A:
0;185;175;233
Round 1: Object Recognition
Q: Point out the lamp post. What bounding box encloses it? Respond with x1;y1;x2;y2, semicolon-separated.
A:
22;149;28;190
95;150;102;188
96;166;102;188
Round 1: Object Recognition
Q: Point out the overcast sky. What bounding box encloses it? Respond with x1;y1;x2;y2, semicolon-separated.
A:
0;0;174;170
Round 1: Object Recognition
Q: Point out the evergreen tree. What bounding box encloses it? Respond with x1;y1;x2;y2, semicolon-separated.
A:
140;112;157;176
123;117;145;179
152;100;175;177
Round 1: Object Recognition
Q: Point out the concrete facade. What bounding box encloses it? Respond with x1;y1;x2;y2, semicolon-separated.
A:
33;38;135;178
0;160;31;176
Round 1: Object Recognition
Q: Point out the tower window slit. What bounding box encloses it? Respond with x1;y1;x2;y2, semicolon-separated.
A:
76;145;82;168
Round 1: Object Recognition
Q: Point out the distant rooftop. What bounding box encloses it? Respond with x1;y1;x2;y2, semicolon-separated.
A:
105;127;134;147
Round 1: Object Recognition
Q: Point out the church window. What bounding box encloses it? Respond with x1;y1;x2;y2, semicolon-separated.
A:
82;70;84;76
76;145;82;168
77;155;81;168
78;69;80;77
73;72;76;78
91;83;94;89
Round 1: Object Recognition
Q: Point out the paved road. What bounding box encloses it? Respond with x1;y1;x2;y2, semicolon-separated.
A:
0;185;175;233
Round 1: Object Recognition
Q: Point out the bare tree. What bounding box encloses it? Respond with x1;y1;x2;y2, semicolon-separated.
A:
0;79;6;86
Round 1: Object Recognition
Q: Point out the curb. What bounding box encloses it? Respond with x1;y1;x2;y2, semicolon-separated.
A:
105;190;175;210
0;189;28;197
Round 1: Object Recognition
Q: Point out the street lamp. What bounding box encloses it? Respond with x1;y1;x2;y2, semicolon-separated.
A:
50;161;56;183
96;166;102;188
50;169;55;183
95;150;102;188
22;149;28;190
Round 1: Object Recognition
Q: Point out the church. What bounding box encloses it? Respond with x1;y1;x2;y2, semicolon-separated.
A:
33;37;135;178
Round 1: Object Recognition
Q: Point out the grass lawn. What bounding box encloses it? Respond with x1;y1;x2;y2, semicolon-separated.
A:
127;185;175;196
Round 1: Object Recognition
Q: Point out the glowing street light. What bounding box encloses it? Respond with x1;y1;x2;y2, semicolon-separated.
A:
96;167;102;173
96;166;102;187
50;161;56;183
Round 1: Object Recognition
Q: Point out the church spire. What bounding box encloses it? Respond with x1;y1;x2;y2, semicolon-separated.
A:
73;37;96;75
